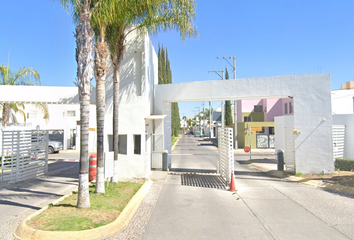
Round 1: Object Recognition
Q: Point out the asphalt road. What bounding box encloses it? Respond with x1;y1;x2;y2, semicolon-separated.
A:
0;161;79;239
141;134;354;240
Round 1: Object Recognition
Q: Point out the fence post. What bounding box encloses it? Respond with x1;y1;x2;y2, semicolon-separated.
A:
16;131;20;182
45;130;49;174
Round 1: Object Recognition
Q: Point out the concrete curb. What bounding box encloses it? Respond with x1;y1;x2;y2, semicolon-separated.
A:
171;136;181;151
248;162;354;195
14;180;153;240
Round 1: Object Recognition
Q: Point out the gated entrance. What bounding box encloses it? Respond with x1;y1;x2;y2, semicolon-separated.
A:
333;125;345;161
218;128;234;185
1;129;48;183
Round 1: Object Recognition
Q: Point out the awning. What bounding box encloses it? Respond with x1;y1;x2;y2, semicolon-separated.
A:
144;115;167;120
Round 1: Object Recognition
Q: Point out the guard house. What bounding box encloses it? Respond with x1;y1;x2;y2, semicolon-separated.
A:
0;30;334;178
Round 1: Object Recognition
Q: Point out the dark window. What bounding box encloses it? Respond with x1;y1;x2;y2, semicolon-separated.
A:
134;135;141;155
284;103;288;114
118;135;127;155
244;116;252;122
269;127;274;135
289;102;293;114
254;105;263;112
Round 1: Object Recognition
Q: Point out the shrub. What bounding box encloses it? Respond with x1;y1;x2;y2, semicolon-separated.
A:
335;158;354;171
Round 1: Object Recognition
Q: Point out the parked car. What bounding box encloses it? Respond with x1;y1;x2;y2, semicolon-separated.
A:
48;141;63;154
194;131;202;137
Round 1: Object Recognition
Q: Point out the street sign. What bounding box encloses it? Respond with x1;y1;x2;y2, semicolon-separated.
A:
250;126;262;131
244;146;250;153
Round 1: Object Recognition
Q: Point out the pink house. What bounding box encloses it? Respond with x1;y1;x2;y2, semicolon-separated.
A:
237;98;294;123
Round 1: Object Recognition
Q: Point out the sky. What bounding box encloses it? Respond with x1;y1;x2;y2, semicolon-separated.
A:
1;0;354;119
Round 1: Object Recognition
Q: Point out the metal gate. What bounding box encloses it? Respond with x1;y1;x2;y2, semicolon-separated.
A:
284;127;295;173
1;130;48;183
333;125;345;161
218;128;234;185
256;134;275;148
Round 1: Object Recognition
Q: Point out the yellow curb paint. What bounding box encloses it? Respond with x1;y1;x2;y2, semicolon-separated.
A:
14;180;152;240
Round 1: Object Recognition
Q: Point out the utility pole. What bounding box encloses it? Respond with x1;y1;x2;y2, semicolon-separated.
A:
217;56;238;149
209;69;225;129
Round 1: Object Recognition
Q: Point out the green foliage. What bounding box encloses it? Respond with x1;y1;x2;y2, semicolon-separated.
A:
224;68;232;126
158;45;180;137
335;158;354;171
295;172;303;177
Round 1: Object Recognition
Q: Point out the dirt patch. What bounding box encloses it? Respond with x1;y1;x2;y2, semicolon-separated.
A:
302;171;354;187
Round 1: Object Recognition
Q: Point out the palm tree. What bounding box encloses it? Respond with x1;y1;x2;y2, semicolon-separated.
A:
58;0;105;208
0;65;49;126
106;0;197;182
90;0;112;194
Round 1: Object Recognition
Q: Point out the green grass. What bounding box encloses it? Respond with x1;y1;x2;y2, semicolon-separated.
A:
172;135;180;146
295;172;303;177
28;181;142;231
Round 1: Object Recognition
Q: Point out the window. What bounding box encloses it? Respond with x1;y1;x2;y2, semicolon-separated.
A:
67;110;76;117
254;105;263;112
289;102;293;114
134;135;141;155
118;135;127;154
269;127;274;135
244;116;252;122
284;103;288;114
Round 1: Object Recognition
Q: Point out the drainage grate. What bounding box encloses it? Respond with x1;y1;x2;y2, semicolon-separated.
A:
181;174;226;189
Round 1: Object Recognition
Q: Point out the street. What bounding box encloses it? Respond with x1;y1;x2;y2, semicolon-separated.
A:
141;134;354;240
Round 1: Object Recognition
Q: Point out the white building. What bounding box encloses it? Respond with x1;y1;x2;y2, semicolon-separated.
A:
0;30;336;176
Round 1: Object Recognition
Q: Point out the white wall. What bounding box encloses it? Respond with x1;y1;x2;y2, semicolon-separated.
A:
155;73;333;174
333;114;354;159
332;90;354;114
274;115;294;160
104;30;157;180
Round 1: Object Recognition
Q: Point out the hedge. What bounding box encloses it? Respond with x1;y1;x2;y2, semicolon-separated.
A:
335;158;354;171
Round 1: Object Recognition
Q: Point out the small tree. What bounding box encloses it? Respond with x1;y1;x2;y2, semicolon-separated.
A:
224;68;232;126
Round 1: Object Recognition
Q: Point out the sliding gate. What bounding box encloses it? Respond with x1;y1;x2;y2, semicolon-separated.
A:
218;128;234;185
1;129;49;183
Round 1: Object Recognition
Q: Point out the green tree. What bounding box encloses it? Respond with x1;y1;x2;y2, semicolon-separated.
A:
0;65;49;126
105;0;196;182
224;68;232;126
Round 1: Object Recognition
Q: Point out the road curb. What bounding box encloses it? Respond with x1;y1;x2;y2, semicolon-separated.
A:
14;180;152;240
248;162;354;195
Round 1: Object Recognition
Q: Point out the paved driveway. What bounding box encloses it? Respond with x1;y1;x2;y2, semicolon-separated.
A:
141;134;354;240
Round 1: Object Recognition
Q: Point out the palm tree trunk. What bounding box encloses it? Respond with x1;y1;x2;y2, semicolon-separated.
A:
2;103;9;126
94;30;109;194
112;37;125;183
76;0;95;209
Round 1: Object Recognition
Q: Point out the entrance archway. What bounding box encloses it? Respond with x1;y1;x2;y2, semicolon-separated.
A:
155;73;333;174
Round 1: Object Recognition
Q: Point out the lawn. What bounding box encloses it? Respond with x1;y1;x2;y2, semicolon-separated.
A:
28;181;143;231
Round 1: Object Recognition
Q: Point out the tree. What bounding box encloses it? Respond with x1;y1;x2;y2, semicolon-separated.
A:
58;0;104;208
106;0;197;181
91;0;112;194
224;68;233;126
0;65;49;126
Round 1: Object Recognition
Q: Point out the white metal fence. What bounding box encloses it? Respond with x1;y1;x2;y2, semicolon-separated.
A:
333;125;345;161
1;130;48;183
218;128;234;185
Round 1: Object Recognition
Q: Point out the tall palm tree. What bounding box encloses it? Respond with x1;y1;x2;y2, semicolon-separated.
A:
91;0;112;194
58;0;105;208
106;0;197;182
0;65;49;126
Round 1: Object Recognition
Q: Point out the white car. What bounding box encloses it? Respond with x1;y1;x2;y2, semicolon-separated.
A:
48;141;63;154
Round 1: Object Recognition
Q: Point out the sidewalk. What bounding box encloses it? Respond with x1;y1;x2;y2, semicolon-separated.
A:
0;175;78;239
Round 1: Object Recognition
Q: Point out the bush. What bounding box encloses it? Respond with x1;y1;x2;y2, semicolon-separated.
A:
335;158;354;171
